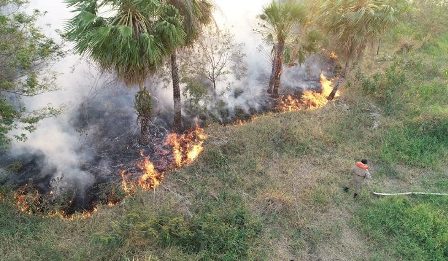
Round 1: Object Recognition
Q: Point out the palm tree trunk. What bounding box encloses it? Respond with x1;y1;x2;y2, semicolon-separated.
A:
268;45;277;94
138;82;149;145
272;41;285;98
171;50;182;132
328;59;349;101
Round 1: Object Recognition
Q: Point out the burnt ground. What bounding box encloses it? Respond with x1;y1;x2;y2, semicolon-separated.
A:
0;55;337;216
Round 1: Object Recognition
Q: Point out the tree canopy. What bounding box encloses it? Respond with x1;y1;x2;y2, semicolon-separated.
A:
319;0;406;69
65;0;186;87
0;0;62;147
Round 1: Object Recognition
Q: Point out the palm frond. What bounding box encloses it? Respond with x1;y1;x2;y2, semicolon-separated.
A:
65;0;186;86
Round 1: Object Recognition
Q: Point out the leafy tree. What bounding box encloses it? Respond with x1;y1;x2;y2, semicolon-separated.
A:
65;0;186;143
182;77;209;116
319;0;406;100
0;0;63;148
167;0;213;131
257;0;310;98
181;26;246;99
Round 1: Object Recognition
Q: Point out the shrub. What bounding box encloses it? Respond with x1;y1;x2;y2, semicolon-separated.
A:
360;65;406;115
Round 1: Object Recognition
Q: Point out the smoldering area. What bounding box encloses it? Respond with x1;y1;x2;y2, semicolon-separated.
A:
0;0;337;215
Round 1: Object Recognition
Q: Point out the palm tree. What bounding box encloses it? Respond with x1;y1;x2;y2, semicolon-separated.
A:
65;0;185;143
166;0;213;132
319;0;405;100
258;0;308;98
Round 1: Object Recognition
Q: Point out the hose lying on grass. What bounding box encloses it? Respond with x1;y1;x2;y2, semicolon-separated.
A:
373;192;448;196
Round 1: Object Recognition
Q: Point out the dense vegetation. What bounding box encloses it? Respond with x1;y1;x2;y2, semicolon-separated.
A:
0;0;62;147
1;0;447;260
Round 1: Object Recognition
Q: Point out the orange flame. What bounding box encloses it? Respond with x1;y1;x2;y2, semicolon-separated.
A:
14;187;98;220
277;73;340;112
15;188;40;214
119;155;162;194
165;126;207;168
330;51;338;60
137;154;162;190
120;170;133;194
13;127;207;219
119;126;206;197
47;208;98;220
277;95;302;112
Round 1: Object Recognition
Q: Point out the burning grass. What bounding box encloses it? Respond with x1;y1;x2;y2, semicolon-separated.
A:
277;73;340;112
165;125;207;167
8;69;341;220
11;125;207;219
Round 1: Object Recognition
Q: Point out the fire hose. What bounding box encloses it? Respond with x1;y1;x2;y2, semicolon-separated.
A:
372;192;448;196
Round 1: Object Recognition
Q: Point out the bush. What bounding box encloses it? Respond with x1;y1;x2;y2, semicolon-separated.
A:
360;65;407;115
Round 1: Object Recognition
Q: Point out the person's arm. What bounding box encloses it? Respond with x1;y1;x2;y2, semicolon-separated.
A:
365;170;372;179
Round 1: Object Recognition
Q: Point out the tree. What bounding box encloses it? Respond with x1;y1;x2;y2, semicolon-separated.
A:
0;0;63;148
257;0;308;98
319;0;406;100
178;26;246;119
65;0;186;144
181;26;246;99
166;0;213;132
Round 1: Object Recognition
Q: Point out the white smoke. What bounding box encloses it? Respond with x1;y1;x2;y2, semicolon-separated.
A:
5;0;330;194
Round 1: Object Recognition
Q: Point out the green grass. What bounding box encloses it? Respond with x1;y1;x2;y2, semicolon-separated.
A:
381;116;448;167
92;194;262;260
357;197;448;261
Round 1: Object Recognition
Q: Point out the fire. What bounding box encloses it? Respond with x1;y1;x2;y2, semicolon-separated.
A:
119;126;206;196
277;73;340;112
301;73;333;109
330;51;338;60
234;116;258;126
14;188;40;214
48;208;98;220
277;95;302;112
320;73;333;97
234;119;246;126
137;154;162;190
12;126;208;219
119;155;162;194
165;126;207;168
120;170;133;193
14;187;98;220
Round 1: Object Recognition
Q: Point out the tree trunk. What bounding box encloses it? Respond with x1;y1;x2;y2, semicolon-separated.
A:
271;41;285;98
138;82;149;145
267;45;277;94
212;78;218;100
327;59;349;101
171;50;182;132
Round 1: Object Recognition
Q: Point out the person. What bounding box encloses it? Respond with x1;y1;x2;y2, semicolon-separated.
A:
344;159;371;198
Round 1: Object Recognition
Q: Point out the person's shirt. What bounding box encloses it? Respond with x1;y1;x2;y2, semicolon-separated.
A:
352;162;371;179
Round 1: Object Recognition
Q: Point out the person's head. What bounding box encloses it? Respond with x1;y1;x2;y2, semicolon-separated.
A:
361;159;368;165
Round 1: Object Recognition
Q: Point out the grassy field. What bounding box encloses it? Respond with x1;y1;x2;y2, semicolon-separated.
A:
1;4;448;261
